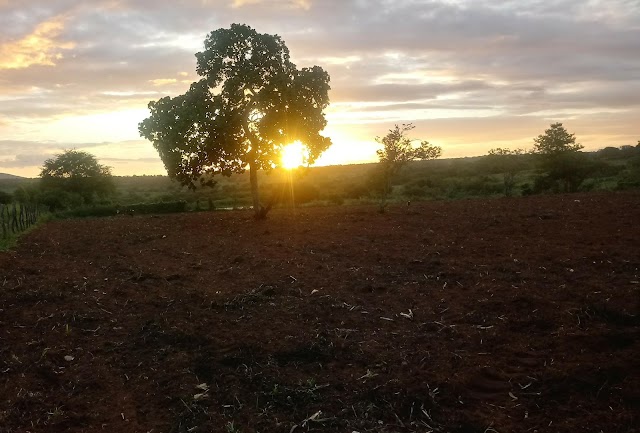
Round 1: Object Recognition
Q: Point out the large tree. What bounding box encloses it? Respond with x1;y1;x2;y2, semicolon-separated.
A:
375;124;441;210
39;149;114;208
139;24;332;219
531;122;587;193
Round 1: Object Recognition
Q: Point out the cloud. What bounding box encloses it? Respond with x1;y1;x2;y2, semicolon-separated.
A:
0;139;67;170
0;15;75;69
231;0;311;10
231;0;260;6
0;139;108;155
0;0;638;176
0;153;50;168
149;78;178;86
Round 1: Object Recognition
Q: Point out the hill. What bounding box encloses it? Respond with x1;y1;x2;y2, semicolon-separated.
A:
0;173;25;180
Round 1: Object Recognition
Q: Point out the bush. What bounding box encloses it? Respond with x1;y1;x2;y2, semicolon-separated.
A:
122;201;188;214
327;194;344;205
403;185;427;199
532;175;558;194
292;182;321;204
539;151;592;193
616;180;640;190
56;201;188;218
0;191;12;204
464;175;503;196
579;179;597;192
264;182;321;206
60;205;118;218
39;190;84;211
343;183;370;199
590;160;624;177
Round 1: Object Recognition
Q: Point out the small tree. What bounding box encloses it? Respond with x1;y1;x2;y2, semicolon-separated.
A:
486;148;524;196
375;124;442;210
532;122;582;155
531;122;587;193
40;149;115;209
139;24;332;219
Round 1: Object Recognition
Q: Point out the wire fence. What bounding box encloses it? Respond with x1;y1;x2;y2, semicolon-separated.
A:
0;203;45;239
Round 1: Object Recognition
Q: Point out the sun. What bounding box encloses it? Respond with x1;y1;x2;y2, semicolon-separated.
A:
280;141;307;169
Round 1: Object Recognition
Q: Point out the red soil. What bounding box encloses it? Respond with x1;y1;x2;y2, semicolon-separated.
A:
1;192;639;432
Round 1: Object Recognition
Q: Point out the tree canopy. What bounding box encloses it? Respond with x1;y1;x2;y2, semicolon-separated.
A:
532;122;583;155
139;24;332;218
531;123;587;193
375;124;442;210
39;149;114;209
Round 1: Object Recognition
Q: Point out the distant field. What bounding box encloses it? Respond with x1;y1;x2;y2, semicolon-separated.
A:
1;192;638;432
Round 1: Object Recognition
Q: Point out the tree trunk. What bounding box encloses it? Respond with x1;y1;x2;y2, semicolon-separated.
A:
249;161;268;219
379;172;390;213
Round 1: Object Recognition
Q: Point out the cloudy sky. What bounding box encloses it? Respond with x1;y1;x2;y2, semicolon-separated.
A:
1;0;638;177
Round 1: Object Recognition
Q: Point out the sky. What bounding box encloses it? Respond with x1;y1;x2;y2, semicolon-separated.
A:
0;0;639;177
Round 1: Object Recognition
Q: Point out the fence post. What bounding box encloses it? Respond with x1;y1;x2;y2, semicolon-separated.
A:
0;202;47;240
3;204;8;238
11;204;18;234
1;204;6;239
19;205;24;231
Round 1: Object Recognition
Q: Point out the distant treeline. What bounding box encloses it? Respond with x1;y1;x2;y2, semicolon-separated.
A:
1;145;639;214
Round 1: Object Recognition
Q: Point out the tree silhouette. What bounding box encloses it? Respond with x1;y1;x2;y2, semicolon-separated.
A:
139;24;332;219
532;122;583;155
531;123;588;193
375;124;441;210
39;149;114;209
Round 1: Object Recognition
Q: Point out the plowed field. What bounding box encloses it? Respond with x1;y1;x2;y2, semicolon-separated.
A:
1;192;639;432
